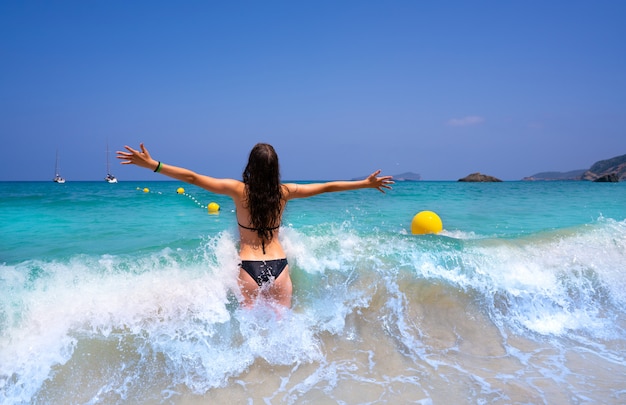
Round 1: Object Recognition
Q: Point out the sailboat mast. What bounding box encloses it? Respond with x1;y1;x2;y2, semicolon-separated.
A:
55;149;60;176
105;141;118;183
53;149;65;182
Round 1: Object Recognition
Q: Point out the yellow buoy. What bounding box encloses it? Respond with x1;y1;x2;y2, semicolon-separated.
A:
177;187;185;194
411;211;443;235
143;188;150;193
208;202;220;214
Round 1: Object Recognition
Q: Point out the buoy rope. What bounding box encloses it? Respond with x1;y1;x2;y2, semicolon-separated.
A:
137;186;207;208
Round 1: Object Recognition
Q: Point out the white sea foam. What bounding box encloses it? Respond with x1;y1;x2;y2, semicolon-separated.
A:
1;219;625;403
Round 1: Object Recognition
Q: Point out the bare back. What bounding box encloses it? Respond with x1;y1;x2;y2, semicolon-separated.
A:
234;190;287;261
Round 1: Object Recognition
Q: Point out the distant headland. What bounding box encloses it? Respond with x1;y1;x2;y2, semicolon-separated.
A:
352;153;625;183
461;153;626;182
523;153;626;182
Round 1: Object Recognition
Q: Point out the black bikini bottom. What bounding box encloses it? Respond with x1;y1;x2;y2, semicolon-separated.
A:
240;258;288;286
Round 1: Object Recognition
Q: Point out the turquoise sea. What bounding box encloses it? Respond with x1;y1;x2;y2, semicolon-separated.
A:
1;180;625;404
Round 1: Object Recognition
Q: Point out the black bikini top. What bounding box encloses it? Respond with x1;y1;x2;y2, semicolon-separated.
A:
237;222;281;232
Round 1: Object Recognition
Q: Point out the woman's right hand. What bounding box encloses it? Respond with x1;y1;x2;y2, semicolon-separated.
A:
117;143;159;171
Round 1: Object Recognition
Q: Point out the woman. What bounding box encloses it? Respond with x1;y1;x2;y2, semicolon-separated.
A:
118;143;393;308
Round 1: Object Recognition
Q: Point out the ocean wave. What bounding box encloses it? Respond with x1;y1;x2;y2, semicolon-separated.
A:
1;218;625;403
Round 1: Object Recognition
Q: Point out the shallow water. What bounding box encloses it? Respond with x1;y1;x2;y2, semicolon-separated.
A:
1;181;625;404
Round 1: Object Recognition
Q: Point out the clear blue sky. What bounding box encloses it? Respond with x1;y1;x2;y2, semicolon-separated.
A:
1;1;625;181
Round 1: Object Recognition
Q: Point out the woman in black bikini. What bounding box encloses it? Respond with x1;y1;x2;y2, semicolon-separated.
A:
118;143;393;308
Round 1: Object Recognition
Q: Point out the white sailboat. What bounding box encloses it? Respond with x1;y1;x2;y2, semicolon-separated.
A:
105;142;118;183
53;150;66;183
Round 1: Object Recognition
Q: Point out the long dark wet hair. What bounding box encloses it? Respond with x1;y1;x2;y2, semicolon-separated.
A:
242;143;283;245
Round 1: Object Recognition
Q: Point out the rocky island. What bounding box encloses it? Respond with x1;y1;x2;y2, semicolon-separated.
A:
458;172;502;182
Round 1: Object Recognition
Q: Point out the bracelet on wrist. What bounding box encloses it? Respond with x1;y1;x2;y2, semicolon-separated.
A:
154;161;162;173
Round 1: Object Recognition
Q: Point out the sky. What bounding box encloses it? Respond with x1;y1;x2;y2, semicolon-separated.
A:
1;1;625;181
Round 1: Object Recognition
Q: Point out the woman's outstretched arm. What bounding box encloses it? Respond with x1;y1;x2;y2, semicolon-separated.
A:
284;170;393;199
117;143;241;197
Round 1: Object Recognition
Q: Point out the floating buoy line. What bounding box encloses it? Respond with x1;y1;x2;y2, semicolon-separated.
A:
137;186;220;214
138;188;444;229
